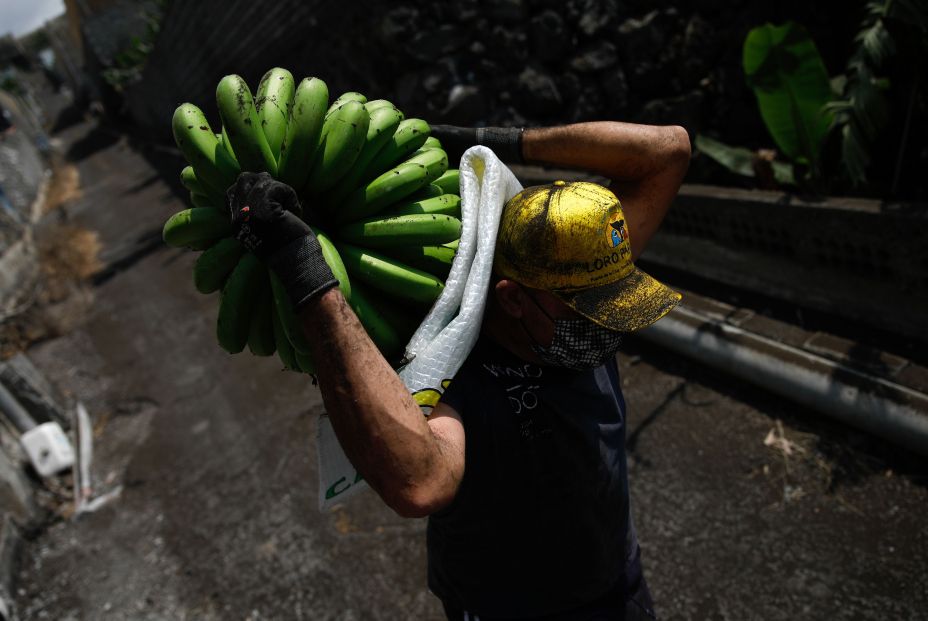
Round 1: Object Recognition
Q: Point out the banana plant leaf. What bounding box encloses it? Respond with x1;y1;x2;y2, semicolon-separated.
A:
694;134;796;186
743;22;834;173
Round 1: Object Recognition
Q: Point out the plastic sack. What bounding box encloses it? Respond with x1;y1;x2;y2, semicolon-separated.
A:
316;146;523;509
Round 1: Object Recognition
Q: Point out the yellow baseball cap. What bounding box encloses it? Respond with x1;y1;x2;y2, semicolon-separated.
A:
494;180;681;332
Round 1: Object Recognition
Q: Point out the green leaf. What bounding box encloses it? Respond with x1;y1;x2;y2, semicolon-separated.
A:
743;22;835;172
694;134;796;186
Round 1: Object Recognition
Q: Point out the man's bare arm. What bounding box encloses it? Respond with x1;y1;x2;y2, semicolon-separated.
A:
300;288;464;518
522;122;691;258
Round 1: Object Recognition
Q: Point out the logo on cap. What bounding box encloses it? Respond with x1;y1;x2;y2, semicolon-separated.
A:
607;217;628;249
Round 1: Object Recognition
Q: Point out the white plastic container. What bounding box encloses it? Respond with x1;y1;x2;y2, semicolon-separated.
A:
20;421;74;477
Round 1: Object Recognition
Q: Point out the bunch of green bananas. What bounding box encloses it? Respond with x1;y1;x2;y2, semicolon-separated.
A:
162;68;463;374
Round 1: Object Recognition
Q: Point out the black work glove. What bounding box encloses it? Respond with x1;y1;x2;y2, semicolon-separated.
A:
228;172;337;309
429;125;525;165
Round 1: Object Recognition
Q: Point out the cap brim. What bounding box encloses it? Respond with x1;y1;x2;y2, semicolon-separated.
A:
554;267;682;333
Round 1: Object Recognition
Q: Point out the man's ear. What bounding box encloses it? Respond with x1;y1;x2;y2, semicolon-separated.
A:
494;279;525;319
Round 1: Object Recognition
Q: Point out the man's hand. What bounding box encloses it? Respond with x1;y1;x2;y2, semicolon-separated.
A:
227;172;337;308
429;125;524;164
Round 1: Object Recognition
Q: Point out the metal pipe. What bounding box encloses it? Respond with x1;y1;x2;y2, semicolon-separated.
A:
0;381;37;434
637;305;928;456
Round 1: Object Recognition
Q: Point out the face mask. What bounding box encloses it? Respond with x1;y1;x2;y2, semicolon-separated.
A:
520;291;624;371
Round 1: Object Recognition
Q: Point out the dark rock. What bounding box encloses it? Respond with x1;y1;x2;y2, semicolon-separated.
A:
679;14;717;87
484;24;529;68
484;0;527;23
616;8;681;62
557;72;583;104
475;58;505;83
618;9;684;99
570;41;619;73
576;0;621;37
529;11;571;63
488;105;528;127
517;65;563;116
635;90;705;133
691;0;738;13
378;7;421;48
405;25;469;62
440;84;489;125
443;0;480;22
600;67;629;116
617;10;665;51
393;72;421;110
569;83;606;122
421;70;448;94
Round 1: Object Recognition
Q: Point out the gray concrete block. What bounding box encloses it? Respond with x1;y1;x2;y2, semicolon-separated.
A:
0;443;35;527
0;237;38;320
0;514;20;621
0;354;69;429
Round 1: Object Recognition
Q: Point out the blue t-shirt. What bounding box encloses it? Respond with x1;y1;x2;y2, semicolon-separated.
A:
427;336;635;618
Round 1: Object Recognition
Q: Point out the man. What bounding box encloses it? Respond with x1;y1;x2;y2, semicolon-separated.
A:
229;121;691;619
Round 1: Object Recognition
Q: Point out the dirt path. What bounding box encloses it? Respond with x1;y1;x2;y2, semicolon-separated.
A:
12;120;928;620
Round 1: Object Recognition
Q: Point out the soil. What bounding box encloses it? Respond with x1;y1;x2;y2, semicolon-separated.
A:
8;117;927;621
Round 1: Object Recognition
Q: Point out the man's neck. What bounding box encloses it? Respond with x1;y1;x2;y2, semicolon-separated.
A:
482;298;542;365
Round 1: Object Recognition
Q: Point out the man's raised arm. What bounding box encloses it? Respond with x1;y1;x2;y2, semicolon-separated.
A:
227;172;464;519
522;122;691;259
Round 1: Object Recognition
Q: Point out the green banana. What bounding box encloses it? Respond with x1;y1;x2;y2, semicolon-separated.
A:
326;91;367;117
405;147;449;181
278;77;329;190
433;169;460;195
404;183;445;202
347;281;408;360
315;229;351;301
295;349;316;375
247;272;276;357
380;193;461;218
336;213;461;249
335;160;430;224
422;136;442;150
321;104;404;209
304;100;369;194
269;271;312;355
220;125;239;166
186;238;220;251
379;244;456;279
180;166;207;195
216;253;264;354
171;103;240;194
182;168;225;209
358;118;430;185
336;242;444;306
216;74;278;175
364;99;400;114
162;208;232;248
194;237;245;294
189;192;215;209
271;292;299;371
255;67;295;162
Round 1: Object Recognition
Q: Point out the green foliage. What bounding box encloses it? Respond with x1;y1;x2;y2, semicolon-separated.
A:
101;1;167;91
743;22;834;180
694;135;796;186
826;0;928;186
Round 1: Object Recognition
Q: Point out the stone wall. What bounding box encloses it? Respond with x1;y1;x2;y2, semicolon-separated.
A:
127;1;860;139
0;91;48;321
123;0;925;198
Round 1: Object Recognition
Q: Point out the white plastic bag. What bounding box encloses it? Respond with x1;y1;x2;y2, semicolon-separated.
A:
316;146;523;510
